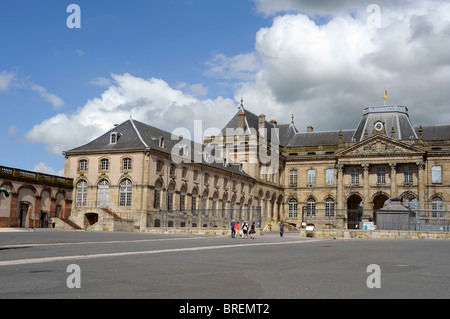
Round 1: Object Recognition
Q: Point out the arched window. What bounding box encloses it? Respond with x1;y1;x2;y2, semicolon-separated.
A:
325;197;335;217
97;179;109;208
76;180;88;207
306;197;316;217
288;198;298;218
119;179;132;207
431;196;443;218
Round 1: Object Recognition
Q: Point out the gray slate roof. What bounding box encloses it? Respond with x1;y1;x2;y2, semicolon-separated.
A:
66;119;253;179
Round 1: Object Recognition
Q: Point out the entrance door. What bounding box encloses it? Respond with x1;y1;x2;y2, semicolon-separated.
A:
347;195;362;229
20;204;29;228
97;179;109;208
373;193;389;225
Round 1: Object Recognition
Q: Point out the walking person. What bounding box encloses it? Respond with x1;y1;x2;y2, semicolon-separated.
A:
280;221;285;237
242;221;248;239
234;221;240;239
231;219;236;238
250;222;256;239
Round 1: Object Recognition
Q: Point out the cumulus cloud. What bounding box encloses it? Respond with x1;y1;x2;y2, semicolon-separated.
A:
25;73;237;155
234;0;450;131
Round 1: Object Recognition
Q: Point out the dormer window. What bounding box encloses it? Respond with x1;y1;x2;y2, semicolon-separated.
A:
110;132;119;144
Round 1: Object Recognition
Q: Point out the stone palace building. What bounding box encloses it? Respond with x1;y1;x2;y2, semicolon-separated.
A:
60;102;449;232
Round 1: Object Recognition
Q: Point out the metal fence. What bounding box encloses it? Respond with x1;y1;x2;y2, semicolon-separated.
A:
146;207;262;229
300;208;450;232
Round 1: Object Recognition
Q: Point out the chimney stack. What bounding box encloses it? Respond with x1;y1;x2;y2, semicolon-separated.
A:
259;114;266;138
238;111;245;130
270;119;277;125
307;125;314;133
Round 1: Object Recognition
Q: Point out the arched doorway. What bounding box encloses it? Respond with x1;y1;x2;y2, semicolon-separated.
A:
372;193;389;225
347;194;362;229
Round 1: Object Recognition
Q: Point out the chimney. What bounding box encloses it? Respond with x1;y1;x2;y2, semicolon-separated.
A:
238;112;245;130
270;119;277;125
307;125;314;133
259;114;266;138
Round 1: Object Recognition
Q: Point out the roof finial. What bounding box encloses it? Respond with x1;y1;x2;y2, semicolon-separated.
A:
291;113;294;124
238;96;244;112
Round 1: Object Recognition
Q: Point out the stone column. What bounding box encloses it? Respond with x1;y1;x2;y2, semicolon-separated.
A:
362;164;371;222
417;162;426;207
336;164;344;211
389;163;397;198
362;164;370;210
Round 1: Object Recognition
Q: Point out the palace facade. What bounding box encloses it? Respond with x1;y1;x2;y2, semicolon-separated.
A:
0;166;73;228
62;103;449;231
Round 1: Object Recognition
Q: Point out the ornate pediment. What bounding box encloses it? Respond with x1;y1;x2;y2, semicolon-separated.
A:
336;135;425;157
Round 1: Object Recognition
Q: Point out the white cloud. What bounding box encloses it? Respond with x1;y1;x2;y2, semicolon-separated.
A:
88;76;112;87
0;71;15;93
234;0;450;131
7;125;17;137
32;162;64;176
30;84;65;110
25;73;237;155
204;52;262;81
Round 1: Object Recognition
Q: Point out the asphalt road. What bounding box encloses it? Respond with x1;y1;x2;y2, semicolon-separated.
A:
0;229;448;300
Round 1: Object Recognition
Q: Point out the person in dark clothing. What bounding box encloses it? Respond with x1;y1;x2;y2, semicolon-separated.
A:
280;221;285;237
231;219;236;238
250;222;256;239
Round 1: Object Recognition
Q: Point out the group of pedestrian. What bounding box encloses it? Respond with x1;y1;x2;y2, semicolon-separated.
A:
231;219;256;239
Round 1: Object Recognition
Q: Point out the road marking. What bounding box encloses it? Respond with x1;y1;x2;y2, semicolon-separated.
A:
0;239;321;267
0;236;210;249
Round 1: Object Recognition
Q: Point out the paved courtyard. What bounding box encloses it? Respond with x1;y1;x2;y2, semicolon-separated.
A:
0;228;448;300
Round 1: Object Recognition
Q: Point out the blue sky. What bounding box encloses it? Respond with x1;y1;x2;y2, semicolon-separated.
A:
1;0;449;176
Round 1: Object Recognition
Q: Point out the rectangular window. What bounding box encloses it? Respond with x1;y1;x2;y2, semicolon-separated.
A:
156;160;163;173
154;189;161;209
79;160;87;172
100;159;109;171
432;166;442;183
289;170;297;187
307;169;316;186
377;167;386;184
180;194;186;211
404;166;413;184
351;168;359;185
326;169;334;185
123;158;131;170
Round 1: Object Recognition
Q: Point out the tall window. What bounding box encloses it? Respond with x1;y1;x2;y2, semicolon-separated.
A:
167;191;174;211
431;196;443;218
122;158;131;170
156;160;163;174
288;198;298;218
325;197;335;217
119;179;132;207
326;169;334;185
404;166;413;184
432;166;442;183
377;167;386;184
289;169;297;187
191;195;197;212
154;188;161;209
306;197;316;217
79;159;87;172
180;193;186;211
100;158;109;171
307;169;316;186
76;180;88;207
97;179;109;208
351;168;359;185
